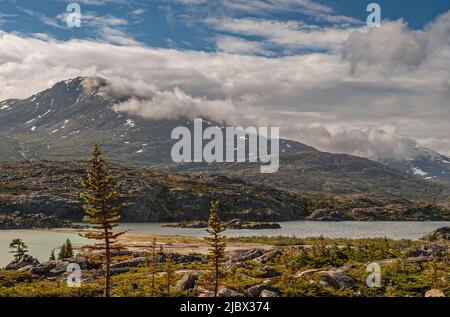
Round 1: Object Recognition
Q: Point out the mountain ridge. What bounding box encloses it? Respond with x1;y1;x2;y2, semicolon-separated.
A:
0;77;449;201
0;160;448;222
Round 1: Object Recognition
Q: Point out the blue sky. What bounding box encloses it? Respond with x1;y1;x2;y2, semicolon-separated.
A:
1;0;449;53
1;1;450;159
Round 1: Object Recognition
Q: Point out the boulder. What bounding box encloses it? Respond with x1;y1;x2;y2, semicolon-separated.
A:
254;250;282;264
176;274;198;292
49;261;70;276
155;253;206;264
246;283;279;297
425;289;445;297
30;261;57;276
217;287;246;297
228;249;265;263
65;256;100;270
260;290;279;297
5;255;40;270
320;271;354;289
110;257;147;269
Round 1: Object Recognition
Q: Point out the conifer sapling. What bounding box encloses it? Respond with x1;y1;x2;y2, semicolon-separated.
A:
80;144;126;297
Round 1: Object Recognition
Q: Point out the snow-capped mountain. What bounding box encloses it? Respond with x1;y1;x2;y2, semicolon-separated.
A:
0;77;314;164
384;147;450;184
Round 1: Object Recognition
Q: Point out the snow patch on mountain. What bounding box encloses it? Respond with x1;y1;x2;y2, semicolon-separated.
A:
411;167;428;176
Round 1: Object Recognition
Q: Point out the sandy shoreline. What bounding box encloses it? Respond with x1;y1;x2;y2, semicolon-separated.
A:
36;227;275;255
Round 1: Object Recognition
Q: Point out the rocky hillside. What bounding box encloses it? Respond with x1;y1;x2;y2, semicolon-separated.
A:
0;161;448;222
0;161;309;222
159;151;449;199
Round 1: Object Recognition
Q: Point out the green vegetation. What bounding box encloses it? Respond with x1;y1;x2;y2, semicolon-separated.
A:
49;249;56;261
228;235;423;248
58;239;74;259
9;239;28;261
0;235;448;297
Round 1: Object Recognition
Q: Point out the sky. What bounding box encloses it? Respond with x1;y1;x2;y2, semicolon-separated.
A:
0;0;450;160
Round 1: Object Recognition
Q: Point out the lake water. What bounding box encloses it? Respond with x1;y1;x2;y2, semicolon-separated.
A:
1;221;448;267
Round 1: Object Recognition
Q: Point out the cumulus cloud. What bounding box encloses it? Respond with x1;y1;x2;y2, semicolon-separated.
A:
1;10;450;160
113;88;248;125
294;124;419;160
343;11;450;73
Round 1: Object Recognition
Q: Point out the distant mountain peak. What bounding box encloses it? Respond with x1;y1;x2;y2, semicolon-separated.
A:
385;146;450;183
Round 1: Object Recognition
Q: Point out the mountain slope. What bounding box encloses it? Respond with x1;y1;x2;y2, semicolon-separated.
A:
0;77;314;164
385;147;450;184
0;77;448;200
0;161;448;222
0;161;310;222
158;151;448;199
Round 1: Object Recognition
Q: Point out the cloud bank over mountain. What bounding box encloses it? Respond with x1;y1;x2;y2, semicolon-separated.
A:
0;8;450;160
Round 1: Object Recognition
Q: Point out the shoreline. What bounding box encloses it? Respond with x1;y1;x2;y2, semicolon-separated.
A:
33;227;276;255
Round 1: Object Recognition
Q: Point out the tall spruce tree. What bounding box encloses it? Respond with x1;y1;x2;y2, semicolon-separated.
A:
205;201;226;297
80;144;126;297
9;239;28;262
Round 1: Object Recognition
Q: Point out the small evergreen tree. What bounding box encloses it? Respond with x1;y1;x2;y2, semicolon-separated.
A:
205;201;226;297
148;238;158;296
80;144;126;297
49;249;56;261
58;243;67;260
279;248;296;294
9;239;28;262
65;238;74;258
164;252;176;296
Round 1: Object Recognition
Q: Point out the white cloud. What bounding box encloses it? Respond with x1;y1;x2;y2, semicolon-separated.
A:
221;0;332;15
219;0;361;26
113;87;244;124
0;10;450;160
19;7;63;29
209;17;359;52
294;124;419;160
173;0;209;4
215;35;270;55
343;11;450;73
55;11;139;46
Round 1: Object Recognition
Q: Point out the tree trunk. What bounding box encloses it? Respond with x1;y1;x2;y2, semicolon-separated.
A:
214;237;219;297
104;227;111;297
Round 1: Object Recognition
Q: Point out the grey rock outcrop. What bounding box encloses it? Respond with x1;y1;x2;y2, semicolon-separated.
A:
176;274;198;292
